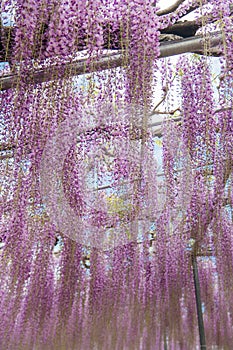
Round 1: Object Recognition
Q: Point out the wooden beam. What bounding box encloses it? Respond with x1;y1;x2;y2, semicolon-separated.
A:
0;32;223;91
156;0;185;16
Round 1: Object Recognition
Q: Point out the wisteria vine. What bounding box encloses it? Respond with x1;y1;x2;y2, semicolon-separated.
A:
0;0;233;349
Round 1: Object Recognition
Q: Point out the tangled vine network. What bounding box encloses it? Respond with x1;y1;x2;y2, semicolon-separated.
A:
0;0;233;349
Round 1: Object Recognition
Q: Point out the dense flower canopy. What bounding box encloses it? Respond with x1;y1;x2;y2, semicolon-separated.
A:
0;0;233;349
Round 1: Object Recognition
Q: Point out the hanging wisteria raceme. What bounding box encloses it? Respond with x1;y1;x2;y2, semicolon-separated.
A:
0;0;233;349
178;55;216;165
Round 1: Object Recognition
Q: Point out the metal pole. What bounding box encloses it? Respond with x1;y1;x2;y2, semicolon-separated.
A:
191;253;207;349
163;331;168;350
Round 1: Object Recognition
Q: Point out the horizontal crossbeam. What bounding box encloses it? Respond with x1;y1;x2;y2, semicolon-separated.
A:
0;32;223;91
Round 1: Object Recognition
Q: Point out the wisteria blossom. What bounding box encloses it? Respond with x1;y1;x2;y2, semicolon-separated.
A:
0;0;233;349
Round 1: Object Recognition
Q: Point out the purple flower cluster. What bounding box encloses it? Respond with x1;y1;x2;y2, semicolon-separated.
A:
0;0;233;349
